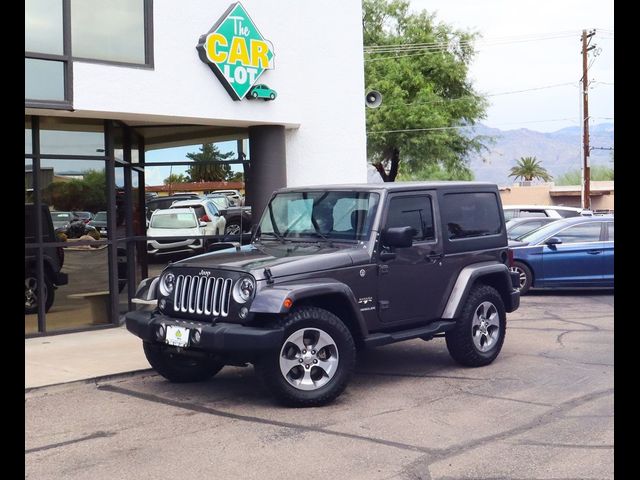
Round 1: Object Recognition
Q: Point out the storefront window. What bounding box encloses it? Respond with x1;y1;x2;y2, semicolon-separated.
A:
25;0;64;55
25;59;65;101
71;0;147;64
40;118;105;156
26;117;33;154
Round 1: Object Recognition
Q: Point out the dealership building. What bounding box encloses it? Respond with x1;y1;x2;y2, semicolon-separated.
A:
25;0;367;335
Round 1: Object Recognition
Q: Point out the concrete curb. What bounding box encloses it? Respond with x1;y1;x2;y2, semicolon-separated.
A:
25;368;155;394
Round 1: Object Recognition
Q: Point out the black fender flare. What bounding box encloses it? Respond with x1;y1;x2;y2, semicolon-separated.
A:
250;279;369;337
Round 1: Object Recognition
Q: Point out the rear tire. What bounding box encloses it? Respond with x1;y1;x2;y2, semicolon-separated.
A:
143;342;224;383
255;307;356;407
445;285;506;367
25;271;54;314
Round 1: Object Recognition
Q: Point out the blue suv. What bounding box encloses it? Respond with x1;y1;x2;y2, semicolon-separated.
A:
509;216;613;294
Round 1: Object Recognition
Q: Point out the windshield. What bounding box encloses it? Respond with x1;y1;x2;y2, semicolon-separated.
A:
209;197;228;209
517;221;564;243
93;212;107;221
150;212;197;229
52;212;71;220
257;191;380;242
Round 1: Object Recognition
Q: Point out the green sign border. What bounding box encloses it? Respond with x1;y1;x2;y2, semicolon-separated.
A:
196;2;275;101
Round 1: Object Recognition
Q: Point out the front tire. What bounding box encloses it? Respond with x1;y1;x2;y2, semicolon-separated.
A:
445;285;506;367
255;307;356;407
143;342;224;383
510;261;532;295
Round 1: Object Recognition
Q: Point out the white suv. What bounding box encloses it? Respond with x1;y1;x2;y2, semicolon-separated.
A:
503;205;593;221
169;199;226;235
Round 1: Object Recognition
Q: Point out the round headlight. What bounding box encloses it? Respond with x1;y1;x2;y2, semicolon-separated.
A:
159;272;175;296
233;276;255;303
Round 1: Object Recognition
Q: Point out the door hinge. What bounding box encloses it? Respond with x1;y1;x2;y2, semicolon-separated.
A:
379;300;390;310
379;264;390;275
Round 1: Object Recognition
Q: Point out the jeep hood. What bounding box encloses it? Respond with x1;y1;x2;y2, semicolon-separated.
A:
173;242;367;280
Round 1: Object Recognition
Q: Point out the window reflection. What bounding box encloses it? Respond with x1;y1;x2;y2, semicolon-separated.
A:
25;0;64;55
40;118;105;156
25;59;65;101
71;0;146;64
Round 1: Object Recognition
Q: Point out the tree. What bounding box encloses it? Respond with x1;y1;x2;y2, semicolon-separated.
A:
556;165;614;186
508;157;552;183
42;169;107;211
363;0;488;181
186;143;234;182
163;173;187;185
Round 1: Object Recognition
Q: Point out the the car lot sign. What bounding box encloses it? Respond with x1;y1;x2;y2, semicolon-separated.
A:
197;2;275;101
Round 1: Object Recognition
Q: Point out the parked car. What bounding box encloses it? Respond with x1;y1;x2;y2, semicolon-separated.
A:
209;189;244;206
126;182;520;407
71;211;94;223
248;84;277;100
509;216;614;294
503;205;592;221
506;217;559;240
147;208;211;257
25;204;69;314
88;211;108;237
169;199;226;236
146;194;201;219
206;194;252;234
50;211;73;230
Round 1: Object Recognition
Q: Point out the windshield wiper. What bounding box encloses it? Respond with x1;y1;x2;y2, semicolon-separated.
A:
259;231;286;244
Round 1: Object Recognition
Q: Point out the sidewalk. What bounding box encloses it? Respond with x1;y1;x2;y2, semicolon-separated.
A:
25;325;150;390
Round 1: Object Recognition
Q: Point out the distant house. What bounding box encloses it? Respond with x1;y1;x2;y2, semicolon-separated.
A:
499;181;614;212
145;181;245;197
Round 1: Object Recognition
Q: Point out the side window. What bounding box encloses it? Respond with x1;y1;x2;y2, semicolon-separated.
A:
607;222;614;241
557;210;580;218
442;193;502;240
385;196;435;241
554;223;602;244
519;210;547;218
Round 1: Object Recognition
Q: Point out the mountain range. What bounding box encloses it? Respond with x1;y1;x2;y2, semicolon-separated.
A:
466;123;614;186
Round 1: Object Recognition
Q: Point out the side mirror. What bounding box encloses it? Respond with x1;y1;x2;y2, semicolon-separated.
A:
382;226;415;248
545;236;562;246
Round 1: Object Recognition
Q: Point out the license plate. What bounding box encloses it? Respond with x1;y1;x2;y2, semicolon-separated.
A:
100;229;107;234
165;325;190;347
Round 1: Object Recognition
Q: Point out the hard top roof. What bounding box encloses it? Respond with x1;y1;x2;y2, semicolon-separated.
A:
276;181;498;193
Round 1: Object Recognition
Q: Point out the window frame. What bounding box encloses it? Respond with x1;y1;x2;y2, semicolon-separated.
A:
381;192;439;245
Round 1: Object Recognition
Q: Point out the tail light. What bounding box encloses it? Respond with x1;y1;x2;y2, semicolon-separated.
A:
83;219;90;223
200;215;211;222
57;246;65;267
507;248;514;268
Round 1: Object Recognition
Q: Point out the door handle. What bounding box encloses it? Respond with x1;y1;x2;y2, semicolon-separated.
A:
425;252;444;263
587;250;601;255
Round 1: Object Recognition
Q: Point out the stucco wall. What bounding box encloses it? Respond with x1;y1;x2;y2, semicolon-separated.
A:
500;182;614;210
68;0;368;186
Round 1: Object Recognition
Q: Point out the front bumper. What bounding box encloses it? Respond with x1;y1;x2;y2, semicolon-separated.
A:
125;310;283;357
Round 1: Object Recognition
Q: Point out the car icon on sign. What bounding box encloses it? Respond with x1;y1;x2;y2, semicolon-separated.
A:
248;84;277;100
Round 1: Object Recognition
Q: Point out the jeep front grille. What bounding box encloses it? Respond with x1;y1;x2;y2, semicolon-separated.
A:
173;275;233;317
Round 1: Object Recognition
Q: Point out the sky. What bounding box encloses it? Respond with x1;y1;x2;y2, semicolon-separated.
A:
408;0;614;132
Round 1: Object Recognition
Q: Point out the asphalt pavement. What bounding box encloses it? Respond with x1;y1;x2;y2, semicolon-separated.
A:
25;291;614;480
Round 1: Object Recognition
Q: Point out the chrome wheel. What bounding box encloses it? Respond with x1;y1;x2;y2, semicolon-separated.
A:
25;276;46;311
509;266;526;290
279;327;339;391
225;224;241;235
471;301;500;352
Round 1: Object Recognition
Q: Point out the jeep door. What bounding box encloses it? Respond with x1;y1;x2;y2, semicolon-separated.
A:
376;192;448;324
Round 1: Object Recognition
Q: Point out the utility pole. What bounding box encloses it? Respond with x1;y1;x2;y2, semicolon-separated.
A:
581;29;596;210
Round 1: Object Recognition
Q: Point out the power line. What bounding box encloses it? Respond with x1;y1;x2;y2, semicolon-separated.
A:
367;117;579;135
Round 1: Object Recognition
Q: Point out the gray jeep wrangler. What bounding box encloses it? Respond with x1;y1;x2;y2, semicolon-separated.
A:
126;182;520;407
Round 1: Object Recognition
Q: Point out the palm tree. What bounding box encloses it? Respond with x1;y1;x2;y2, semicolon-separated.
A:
509;156;552;183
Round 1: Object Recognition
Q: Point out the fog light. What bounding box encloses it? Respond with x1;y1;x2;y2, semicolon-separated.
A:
156;324;165;340
192;329;201;344
239;306;249;319
159;299;166;310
